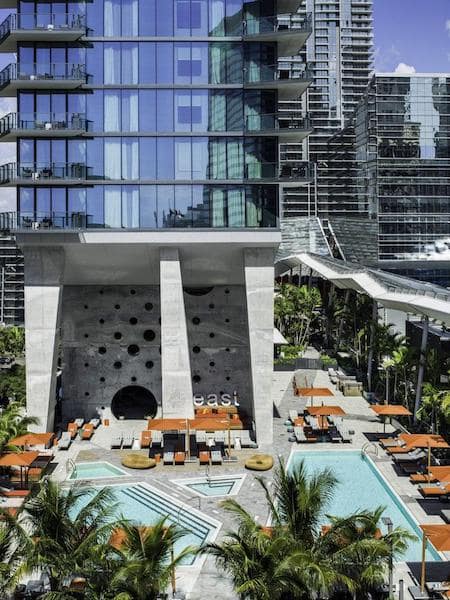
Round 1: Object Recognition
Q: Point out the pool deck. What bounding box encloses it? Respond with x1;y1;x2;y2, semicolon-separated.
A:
47;367;449;599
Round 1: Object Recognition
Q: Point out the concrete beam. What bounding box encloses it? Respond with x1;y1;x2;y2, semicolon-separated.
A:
24;247;64;432
244;247;275;447
160;247;194;419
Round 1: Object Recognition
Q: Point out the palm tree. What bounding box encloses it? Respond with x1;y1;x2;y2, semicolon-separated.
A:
203;460;413;600
19;479;120;594
0;511;28;595
391;345;416;407
109;520;195;600
0;402;39;454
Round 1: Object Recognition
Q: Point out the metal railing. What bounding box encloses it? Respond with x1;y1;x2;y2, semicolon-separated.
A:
245;161;314;180
0;112;90;135
0;211;92;231
0;12;86;40
244;62;313;83
245;112;311;132
0;162;91;183
243;12;312;35
0;63;87;87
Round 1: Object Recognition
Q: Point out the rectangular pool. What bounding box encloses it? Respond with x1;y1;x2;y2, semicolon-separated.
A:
69;461;127;480
289;450;441;562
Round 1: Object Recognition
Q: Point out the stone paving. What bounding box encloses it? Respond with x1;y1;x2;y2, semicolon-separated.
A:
47;367;449;599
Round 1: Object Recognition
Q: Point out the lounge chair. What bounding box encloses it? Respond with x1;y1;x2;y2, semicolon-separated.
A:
393;449;426;463
67;423;78;439
163;451;174;465
441;509;450;522
174;451;185;465
122;433;133;448
294;426;307;443
330;428;342;443
419;484;450;498
195;430;206;444
89;418;100;429
214;431;225;444
210;449;222;464
338;428;352;443
58;432;71;450
74;418;84;428
2;489;30;498
140;431;152;448
110;435;122;449
386;444;415;455
379;436;407;449
289;410;298;423
410;472;437;484
150;430;162;445
199;451;210;465
81;424;94;440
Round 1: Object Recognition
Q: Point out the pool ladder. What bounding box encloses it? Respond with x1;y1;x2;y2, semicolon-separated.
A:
66;458;77;478
362;442;379;457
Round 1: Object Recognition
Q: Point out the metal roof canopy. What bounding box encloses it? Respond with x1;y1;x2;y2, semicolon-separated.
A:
276;253;450;326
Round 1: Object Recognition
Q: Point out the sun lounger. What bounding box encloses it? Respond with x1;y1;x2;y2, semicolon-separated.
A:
150;430;162;445
338;427;352;443
81;424;94;440
1;489;30;498
110;435;122;449
330;428;341;443
74;418;84;428
140;431;152;448
195;430;206;444
379;436;407;449
67;423;78;439
122;434;133;448
410;472;437;484
294;427;307;443
289;410;298;423
214;431;225;444
419;484;450;498
89;418;100;429
386;444;415;455
199;451;210;465
174;451;185;465
58;432;72;450
441;509;450;523
393;449;426;463
163;451;174;465
210;450;222;464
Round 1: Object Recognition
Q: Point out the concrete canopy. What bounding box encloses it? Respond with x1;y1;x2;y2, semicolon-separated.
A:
275;253;450;326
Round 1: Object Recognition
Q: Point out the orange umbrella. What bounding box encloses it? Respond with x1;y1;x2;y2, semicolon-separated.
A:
308;405;346;417
419;524;450;592
371;405;411;416
428;466;450;482
0;451;40;488
297;387;334;407
9;432;54;447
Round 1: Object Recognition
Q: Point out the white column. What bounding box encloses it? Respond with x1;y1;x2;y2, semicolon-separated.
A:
244;247;275;447
24;247;64;432
159;247;194;419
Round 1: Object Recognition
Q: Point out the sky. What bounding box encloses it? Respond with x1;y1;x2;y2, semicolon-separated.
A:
0;1;448;210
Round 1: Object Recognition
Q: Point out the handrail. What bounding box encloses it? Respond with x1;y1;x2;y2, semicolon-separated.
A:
243;12;312;35
362;442;378;457
66;458;76;476
0;12;86;39
0;112;89;135
246;112;310;131
0;62;87;86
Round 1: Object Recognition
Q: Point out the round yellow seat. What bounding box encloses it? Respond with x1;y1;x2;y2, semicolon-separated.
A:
245;454;274;471
121;454;156;469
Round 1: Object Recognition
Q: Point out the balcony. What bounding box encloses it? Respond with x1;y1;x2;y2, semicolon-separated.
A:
245;112;312;141
245;161;314;185
0;112;90;141
0;63;87;96
244;62;312;99
0;211;91;230
243;13;311;55
0;13;86;52
0;163;91;185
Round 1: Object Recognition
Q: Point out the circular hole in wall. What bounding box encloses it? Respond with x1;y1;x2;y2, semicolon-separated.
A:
128;344;140;356
143;330;155;342
192;317;200;325
192;346;201;354
193;375;201;383
84;334;89;338
225;289;230;294
184;287;214;296
100;376;105;382
129;317;138;325
130;289;136;295
225;348;230;352
209;332;215;338
84;362;89;368
99;319;105;324
84;305;88;309
114;361;122;369
115;304;120;310
99;290;104;295
145;302;153;311
225;318;230;323
208;303;215;309
114;332;122;340
209;361;215;367
85;392;90;397
145;361;154;369
111;386;157;419
98;347;107;355
131;376;137;382
226;376;231;381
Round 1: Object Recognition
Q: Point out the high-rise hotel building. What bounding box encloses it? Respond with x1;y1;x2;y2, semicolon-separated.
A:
0;0;311;444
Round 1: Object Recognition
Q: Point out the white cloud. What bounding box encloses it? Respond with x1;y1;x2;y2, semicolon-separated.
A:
394;62;416;74
0;188;16;212
446;19;450;33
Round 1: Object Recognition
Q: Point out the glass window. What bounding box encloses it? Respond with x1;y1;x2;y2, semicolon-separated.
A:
157;139;174;179
140;138;156;179
122;0;139;35
140;186;157;227
192;90;208;131
192;138;208;178
104;91;120;132
122;186;140;227
174;138;192;180
174;185;193;227
209;0;225;35
157;43;173;83
52;188;66;216
19;188;34;215
139;0;155;34
87;138;104;179
86;90;103;131
104;186;122;228
87;187;104;227
87;43;103;83
104;0;121;35
156;0;173;35
156;185;174;227
104;138;121;180
175;91;192;132
175;0;191;33
68;188;86;214
36;188;51;216
122;91;139;132
139;43;156;84
157;90;173;131
122;138;139;180
104;44;120;84
139;91;156;131
122;43;139;85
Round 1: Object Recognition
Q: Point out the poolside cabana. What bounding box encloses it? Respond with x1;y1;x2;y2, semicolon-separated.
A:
371;404;412;432
0;451;40;488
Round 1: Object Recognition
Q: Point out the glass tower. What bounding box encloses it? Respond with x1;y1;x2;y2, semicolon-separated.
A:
0;0;312;230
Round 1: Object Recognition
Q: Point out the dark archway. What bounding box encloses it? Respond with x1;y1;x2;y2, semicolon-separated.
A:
111;386;157;419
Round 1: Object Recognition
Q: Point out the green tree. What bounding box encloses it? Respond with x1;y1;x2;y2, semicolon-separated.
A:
0;401;39;453
417;383;450;434
274;285;322;346
0;364;26;405
0;326;25;357
0;511;28;596
391;345;417;407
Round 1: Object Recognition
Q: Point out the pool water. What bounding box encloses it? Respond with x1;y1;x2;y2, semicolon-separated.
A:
174;475;245;497
289;450;441;562
69;461;127;480
74;483;219;564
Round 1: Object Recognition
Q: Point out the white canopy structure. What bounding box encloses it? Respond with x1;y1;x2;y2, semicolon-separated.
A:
276;253;450;326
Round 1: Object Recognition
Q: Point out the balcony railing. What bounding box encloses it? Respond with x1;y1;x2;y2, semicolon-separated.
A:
0;162;91;184
0;12;86;40
0;211;91;230
246;112;311;132
244;62;313;84
0;63;87;87
245;161;314;181
243;12;312;35
0;112;90;137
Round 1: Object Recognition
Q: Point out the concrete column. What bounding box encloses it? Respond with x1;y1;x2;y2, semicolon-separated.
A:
244;248;275;447
23;247;64;432
159;247;194;419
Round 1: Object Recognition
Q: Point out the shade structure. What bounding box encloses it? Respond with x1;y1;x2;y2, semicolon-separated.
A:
297;387;334;397
308;405;346;417
0;451;40;467
9;432;54;447
403;434;449;450
428;466;450;482
147;416;237;432
420;525;450;551
371;405;412;417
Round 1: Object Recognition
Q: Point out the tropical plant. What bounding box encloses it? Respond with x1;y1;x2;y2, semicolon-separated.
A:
109;521;195;600
417;383;450;434
274;284;322;346
203;460;413;600
0;326;25;357
0;364;26;406
0;511;28;595
0;401;39;454
391;345;417;407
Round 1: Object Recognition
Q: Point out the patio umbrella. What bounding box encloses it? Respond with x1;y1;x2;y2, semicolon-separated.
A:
308;405;346;430
371;404;412;432
406;435;450;482
0;451;40;488
297;387;334;407
419;525;450;592
9;432;54;448
427;466;450;483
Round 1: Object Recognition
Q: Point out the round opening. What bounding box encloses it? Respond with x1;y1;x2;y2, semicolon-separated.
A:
192;346;201;354
100;377;105;382
225;289;230;294
209;332;215;338
209;361;215;367
131;376;137;382
143;330;155;342
192;317;200;325
209;303;215;309
225;318;230;323
184;287;214;296
145;361;154;369
115;304;120;310
114;332;122;340
98;347;107;355
128;344;140;356
130;289;136;295
193;375;201;383
99;319;105;324
84;334;89;338
111;386;157;420
144;302;153;311
226;376;231;381
129;317;138;325
99;290;104;295
84;363;89;368
84;305;88;309
85;392;90;397
225;348;230;352
114;361;122;369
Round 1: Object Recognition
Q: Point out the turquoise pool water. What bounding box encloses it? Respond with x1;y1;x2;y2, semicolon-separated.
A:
75;483;218;564
175;475;245;497
69;461;127;480
289;450;441;562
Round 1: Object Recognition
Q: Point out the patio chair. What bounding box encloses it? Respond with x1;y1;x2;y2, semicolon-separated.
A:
199;450;210;465
210;449;222;465
410;472;437;484
122;433;134;448
393;449;426;463
67;423;78;439
379;436;406;449
81;424;94;440
174;451;185;465
386;444;415;455
89;418;100;429
214;431;225;444
338;428;352;443
140;431;152;449
163;451;174;465
330;428;341;443
110;435;123;449
74;418;84;428
150;430;162;445
195;430;206;444
441;509;450;522
58;432;71;450
294;426;307;443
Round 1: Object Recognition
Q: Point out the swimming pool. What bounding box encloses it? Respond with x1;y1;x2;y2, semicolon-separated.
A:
288;450;441;562
69;461;128;480
174;475;246;497
75;482;220;565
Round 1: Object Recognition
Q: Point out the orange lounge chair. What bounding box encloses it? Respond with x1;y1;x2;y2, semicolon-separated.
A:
174;452;185;465
199;451;210;465
67;423;78;439
140;431;152;448
81;424;94;440
2;489;30;498
410;473;437;484
419;484;450;498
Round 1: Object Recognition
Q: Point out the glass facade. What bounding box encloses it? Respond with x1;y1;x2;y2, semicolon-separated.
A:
0;0;312;229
